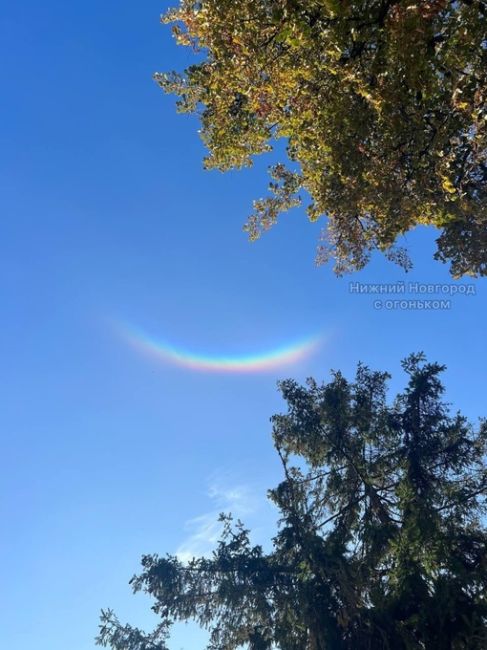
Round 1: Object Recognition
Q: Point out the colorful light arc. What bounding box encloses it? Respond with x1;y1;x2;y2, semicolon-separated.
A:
119;324;323;373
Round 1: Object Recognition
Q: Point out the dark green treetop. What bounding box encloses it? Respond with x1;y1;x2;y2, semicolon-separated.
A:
97;354;487;649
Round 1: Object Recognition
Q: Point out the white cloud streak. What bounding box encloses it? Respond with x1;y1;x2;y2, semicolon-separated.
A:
176;482;256;563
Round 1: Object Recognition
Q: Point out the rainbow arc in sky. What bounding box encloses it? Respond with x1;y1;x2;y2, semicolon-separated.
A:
118;323;323;373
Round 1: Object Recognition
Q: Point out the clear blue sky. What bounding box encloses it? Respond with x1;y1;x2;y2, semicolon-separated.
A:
1;2;485;649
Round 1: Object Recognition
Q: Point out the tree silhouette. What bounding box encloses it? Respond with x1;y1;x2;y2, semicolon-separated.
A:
98;354;487;649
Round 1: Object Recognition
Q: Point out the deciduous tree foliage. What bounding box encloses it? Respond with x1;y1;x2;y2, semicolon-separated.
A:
98;354;487;649
155;0;487;277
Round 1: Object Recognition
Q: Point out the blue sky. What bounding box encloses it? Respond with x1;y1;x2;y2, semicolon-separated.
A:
0;2;486;649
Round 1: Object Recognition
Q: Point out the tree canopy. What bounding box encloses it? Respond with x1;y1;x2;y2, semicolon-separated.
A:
97;354;487;649
155;0;487;277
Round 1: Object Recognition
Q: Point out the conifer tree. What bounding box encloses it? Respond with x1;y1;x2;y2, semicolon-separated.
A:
98;354;487;649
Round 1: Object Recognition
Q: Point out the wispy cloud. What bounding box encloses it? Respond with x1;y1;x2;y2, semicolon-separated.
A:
176;481;257;563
